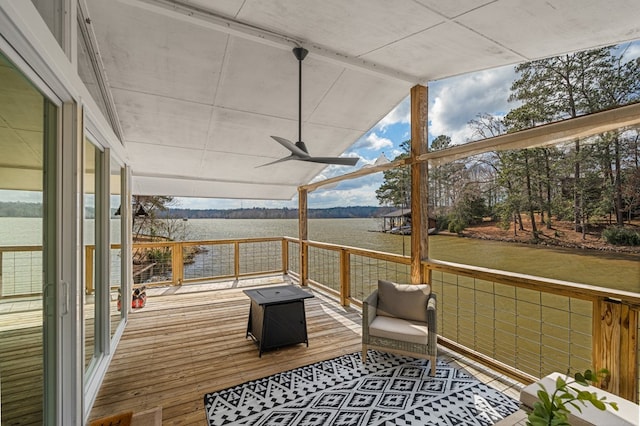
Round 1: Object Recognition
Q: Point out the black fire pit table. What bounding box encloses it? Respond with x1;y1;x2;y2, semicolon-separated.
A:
243;285;314;357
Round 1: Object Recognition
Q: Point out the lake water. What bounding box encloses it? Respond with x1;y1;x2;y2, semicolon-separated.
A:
1;217;638;293
182;218;638;293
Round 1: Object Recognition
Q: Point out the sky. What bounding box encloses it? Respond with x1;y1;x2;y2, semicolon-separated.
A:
3;42;639;210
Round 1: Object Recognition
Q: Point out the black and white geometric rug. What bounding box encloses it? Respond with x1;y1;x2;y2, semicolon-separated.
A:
203;351;519;425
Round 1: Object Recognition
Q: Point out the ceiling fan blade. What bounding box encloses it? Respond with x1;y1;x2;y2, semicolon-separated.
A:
271;136;309;158
256;155;297;168
303;156;359;166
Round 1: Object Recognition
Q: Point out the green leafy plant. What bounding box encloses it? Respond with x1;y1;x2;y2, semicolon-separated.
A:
603;226;640;246
527;369;618;426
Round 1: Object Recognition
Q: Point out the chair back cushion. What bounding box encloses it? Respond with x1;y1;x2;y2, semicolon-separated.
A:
377;279;431;323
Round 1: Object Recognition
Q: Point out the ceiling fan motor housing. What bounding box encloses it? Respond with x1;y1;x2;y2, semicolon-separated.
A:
293;47;308;61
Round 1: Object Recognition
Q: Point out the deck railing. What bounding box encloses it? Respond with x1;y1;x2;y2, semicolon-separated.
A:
85;238;287;293
0;245;43;297
2;237;638;402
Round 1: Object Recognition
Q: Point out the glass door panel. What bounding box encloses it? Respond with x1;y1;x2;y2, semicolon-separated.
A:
83;138;98;372
0;50;49;425
110;161;123;337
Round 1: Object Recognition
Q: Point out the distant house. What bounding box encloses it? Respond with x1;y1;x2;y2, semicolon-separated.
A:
379;209;436;234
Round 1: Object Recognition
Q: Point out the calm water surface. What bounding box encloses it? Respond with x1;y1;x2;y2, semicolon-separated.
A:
1;217;637;292
182;218;639;293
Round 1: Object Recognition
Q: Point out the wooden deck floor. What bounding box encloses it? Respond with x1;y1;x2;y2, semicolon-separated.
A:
89;277;525;425
0;296;44;425
89;277;362;424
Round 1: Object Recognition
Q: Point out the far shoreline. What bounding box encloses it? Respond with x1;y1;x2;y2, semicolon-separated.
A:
450;219;640;256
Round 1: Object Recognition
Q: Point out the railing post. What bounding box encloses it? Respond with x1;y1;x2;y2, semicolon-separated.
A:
298;187;308;286
171;242;184;285
422;262;431;285
301;242;308;286
339;249;350;307
281;238;288;274
593;297;638;401
234;241;240;279
85;245;94;294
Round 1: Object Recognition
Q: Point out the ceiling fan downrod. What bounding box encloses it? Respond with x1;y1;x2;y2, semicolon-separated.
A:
293;47;308;145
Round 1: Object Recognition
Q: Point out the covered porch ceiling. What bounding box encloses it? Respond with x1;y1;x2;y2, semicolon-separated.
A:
81;0;640;200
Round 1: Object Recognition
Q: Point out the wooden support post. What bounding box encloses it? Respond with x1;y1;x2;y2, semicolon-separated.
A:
593;298;639;402
281;238;289;275
234;241;240;279
85;246;94;294
299;188;308;286
171;242;183;285
339;249;350;307
410;84;428;284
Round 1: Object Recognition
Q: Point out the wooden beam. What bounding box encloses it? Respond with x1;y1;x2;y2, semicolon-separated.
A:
410;85;428;284
419;102;640;166
300;158;409;192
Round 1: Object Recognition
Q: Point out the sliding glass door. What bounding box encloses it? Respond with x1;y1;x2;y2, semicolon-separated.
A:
0;50;55;426
110;158;125;338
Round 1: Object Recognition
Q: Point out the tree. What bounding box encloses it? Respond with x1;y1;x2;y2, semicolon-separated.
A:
132;195;187;241
509;46;640;232
510;49;607;231
375;140;410;208
429;135;457;213
622;167;640;223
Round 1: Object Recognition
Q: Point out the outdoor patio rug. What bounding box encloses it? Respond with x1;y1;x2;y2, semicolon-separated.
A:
203;351;519;425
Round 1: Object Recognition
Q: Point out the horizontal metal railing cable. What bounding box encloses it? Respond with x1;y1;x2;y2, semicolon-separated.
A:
0;246;43;297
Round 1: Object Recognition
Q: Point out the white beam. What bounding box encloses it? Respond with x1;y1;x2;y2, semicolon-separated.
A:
118;0;419;84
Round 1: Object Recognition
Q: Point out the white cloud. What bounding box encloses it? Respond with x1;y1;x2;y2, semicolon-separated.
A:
388;148;404;159
176;197;241;209
309;181;381;207
351;132;394;151
429;65;517;145
375;98;410;131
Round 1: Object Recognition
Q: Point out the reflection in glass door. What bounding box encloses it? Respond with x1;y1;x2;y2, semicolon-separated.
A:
84;138;99;373
0;51;52;425
110;160;124;337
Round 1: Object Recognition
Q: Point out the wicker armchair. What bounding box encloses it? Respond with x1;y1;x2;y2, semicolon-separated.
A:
362;279;437;375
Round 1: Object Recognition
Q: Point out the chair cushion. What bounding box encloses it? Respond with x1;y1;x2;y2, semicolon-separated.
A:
369;316;429;345
377;279;430;323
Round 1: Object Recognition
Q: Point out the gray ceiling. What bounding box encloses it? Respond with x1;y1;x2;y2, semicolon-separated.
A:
81;0;640;200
